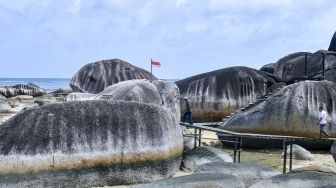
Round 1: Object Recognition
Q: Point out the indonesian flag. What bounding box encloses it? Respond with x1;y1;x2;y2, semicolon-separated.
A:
151;60;161;67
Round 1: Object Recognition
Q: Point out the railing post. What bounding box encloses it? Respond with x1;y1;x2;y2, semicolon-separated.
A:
198;129;202;146
194;128;197;149
233;136;237;163
283;139;287;173
289;139;293;172
238;137;242;163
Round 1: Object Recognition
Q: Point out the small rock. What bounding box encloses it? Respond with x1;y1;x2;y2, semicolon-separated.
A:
129;173;245;188
0;99;11;113
281;144;314;161
250;169;336;188
182;146;233;171
195;162;280;187
9;95;33;100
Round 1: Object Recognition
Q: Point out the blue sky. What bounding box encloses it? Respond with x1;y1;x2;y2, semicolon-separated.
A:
0;0;335;79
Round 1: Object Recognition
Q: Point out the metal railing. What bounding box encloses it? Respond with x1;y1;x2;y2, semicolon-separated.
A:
180;122;335;173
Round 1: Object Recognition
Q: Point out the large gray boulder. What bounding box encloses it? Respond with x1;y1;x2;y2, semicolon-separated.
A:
250;168;336;188
264;50;336;83
182;146;233;171
221;81;336;149
0;100;183;187
176;66;276;122
195;162;280;187
128;173;246;188
67;79;180;121
329;31;336;52
0;83;46;97
70;59;156;94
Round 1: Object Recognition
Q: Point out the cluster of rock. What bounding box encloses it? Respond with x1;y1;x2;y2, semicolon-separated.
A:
175;31;336;152
1;31;336;186
0;63;183;187
261;50;336;83
0;83;46;97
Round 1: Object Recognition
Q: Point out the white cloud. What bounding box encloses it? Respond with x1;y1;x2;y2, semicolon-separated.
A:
69;0;82;13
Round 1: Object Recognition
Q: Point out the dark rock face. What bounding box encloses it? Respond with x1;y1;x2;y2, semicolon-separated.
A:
0;100;183;186
250;170;336;188
129;173;246;188
329;32;336;52
182;146;233;171
0;83;46;97
195;162;280;187
70;59;156;94
260;63;275;74
176;66;276;122
268;50;336;83
221;81;336;149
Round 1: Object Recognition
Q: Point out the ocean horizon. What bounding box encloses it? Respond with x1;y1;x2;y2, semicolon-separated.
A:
0;78;179;93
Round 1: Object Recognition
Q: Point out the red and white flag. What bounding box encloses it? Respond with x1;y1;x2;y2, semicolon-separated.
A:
151;60;161;68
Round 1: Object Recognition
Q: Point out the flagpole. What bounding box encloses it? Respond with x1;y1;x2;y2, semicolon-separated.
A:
150;59;153;82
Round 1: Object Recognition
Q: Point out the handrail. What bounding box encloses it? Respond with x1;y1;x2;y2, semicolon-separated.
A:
180;122;335;173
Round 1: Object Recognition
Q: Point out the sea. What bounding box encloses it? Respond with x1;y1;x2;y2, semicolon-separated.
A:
0;78;179;93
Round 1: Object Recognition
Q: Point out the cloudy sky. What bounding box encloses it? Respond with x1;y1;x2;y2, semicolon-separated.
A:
0;0;335;79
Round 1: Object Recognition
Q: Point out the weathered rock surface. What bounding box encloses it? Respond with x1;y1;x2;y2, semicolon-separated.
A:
260;63;276;74
67;79;180;121
0;83;46;97
195;162;280;187
176;66;276;122
250;168;336;188
128;173;245;188
281;144;314;161
66;92;98;101
0;100;183;187
50;87;73;96
264;50;336;83
33;94;58;106
70;59;156;94
221;81;336;149
7;95;35;109
0;99;11;113
183;134;194;151
329;31;336;52
182;146;233;171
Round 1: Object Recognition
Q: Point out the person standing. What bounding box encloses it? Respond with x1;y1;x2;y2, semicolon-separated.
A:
318;106;330;139
183;97;193;125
